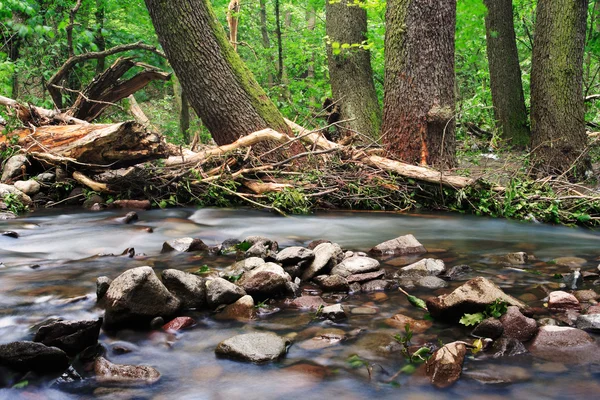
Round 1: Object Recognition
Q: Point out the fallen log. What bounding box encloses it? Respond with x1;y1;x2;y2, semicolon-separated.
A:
0;95;88;126
0;121;167;167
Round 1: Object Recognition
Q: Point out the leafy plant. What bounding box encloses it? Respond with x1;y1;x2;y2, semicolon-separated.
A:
393;323;433;365
459;299;508;326
192;265;211;275
2;193;28;214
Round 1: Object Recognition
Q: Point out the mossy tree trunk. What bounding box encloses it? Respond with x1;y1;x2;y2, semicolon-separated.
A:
382;0;456;168
530;0;591;179
144;0;293;147
484;0;529;148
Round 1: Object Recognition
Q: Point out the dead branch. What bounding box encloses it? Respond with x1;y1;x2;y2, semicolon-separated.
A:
73;171;110;192
0;95;88;126
243;180;293;194
128;94;158;132
585;94;600;102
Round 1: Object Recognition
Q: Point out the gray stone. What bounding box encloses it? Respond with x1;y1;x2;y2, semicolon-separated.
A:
1;154;27;182
220;257;266;279
96;276;112;300
205;277;246;307
464;365;531;384
426;277;526;322
491;337;527;358
416;275;449;289
348;282;362;294
529;326;599;364
14;179;40;196
104;266;181;329
361;279;393;292
472;318;504;339
238;263;291;297
275;246;314;265
0;341;68;373
576;314;600;332
288;295;327;310
501;252;529;265
346;269;386;283
243;236;278;258
0;211;16;220
301;242;344;281
369;234;426;256
442;264;473;280
548;290;581;311
94;356;160;384
0;183;32;206
331;256;380;277
313;275;349;292
161;237;208;253
500;306;538;342
34;319;102;356
425;341;467;388
573;289;599;303
162;269;207;309
215;332;289;363
36;172;55;183
321;304;347;321
553;257;587;268
400;258;445;277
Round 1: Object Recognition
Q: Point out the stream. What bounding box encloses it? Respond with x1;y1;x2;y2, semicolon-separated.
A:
1;207;600;399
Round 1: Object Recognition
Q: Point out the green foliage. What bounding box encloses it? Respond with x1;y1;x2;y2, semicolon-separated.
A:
266;187;311;214
459;299;508;326
2;193;28;214
393;323;433;365
192;265;211;275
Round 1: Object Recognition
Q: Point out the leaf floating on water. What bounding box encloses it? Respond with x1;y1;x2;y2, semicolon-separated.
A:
398;287;428;311
471;338;483;354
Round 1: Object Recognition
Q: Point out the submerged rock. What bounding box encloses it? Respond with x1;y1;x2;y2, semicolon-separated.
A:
205;277;246;307
34;319;102;356
103;266;181;329
491;337;527;358
161;237;208;253
301;242;344;281
321;304;347;322
95;356;160;384
369;234;426;256
500;252;529;265
215;332;289;363
288;295;327;310
500;306;538;342
0;341;68;373
425;341;467;388
331;256;380;277
426;277;526;322
162;269;207;309
464;365;531;384
162;316;195;332
400;258;445;277
529;326;599;364
416;276;448;289
385;313;432;333
238;263;291;297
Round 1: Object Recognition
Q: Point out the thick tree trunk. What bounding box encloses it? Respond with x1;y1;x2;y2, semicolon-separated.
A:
530;0;591;179
326;0;381;141
144;0;294;148
382;0;457;169
484;0;529;148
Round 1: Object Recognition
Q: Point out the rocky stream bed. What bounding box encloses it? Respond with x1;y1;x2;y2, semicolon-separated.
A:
1;208;600;399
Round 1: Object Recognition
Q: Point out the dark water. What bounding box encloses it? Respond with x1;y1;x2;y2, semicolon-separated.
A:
1;208;600;399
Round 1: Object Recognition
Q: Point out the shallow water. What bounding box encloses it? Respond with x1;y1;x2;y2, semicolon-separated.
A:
1;207;599;399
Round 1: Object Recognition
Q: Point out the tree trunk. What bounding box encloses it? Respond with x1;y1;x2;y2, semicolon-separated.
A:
382;0;457;169
530;0;591;179
274;0;284;84
259;0;274;87
94;0;106;74
484;0;529;148
144;0;294;148
326;0;381;141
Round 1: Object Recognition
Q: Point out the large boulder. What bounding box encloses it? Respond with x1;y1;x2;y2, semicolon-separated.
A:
215;332;289;363
529;326;600;364
237;263;291;297
399;258;445;277
301;242;344;281
205;277;246;307
94;356;160;384
34;319;102;356
162;269;207;309
500;306;538;342
426;277;526;322
104;266;181;329
0;341;68;373
275;246;314;266
1;154;27;182
370;234;426;256
425;342;467;388
330;256;380;278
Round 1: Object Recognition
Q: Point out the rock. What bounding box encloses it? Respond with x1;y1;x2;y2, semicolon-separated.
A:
500;306;538;342
348;282;362;294
441;264;472;280
110;199;152;210
548;291;581;311
13;180;40;196
472;318;504;339
161;237;208;253
529;326;599;363
321;304;347;321
576;314;600;332
0;341;68;373
298;328;346;350
115;211;138;224
215;332;289;363
162;316;195;331
351;307;377;315
307;239;330;250
346;269;386;283
205;277;246;307
425;342;467;388
491;337;527;358
0;183;32;206
34;319;102;356
96;276;112;300
301;242;344;281
426;277;526;322
416;276;449;289
553;257;587;268
285;279;301;297
331;256;380;277
288;295;327;310
216;295;257;321
385;314;432;333
400;258;445;277
275;246;314;266
464;365;531;384
361;279;393;292
0;211;16;220
2;231;18;238
573;289;599;303
1;154;27;182
104;266;181;329
501;252;528;265
83;194;104;209
220;238;241;254
369;234;426;256
94;356;160;384
36;172;55;182
313;275;349;292
221;257;266;279
238;263;291;297
162;269;207;309
243;236;278;258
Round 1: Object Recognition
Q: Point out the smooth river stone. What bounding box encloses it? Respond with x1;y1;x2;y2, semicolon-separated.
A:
215;332;289;363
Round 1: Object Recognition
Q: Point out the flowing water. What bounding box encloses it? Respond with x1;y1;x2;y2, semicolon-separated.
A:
1;207;600;399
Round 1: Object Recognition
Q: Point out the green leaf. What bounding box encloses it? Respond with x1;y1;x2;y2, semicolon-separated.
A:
459;312;485;326
12;381;28;389
236;241;251;252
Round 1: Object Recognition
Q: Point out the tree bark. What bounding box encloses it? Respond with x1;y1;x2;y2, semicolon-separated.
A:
326;0;381;141
274;0;284;84
530;0;591;179
258;0;274;87
144;0;295;148
94;0;106;74
382;0;457;169
484;0;529;148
